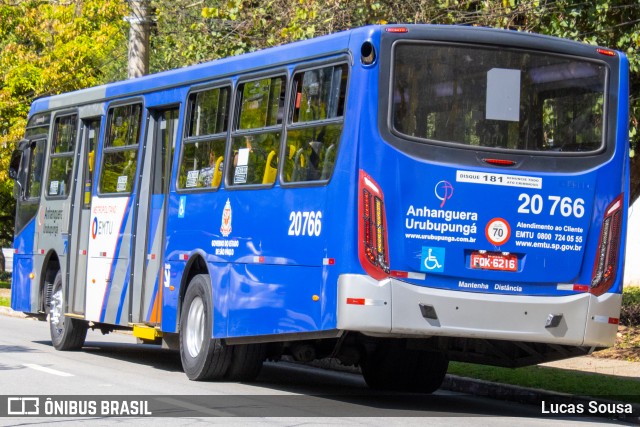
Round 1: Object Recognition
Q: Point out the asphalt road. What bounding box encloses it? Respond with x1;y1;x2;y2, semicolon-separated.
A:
0;315;631;426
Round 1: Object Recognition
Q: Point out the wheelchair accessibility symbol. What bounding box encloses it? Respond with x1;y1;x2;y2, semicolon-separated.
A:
420;246;445;273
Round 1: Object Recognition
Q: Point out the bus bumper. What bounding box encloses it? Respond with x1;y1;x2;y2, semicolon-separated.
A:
336;274;621;347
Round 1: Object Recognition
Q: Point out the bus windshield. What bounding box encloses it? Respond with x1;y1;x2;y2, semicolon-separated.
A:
392;42;607;153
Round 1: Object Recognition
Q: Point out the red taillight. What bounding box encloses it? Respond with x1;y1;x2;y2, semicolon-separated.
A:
590;194;624;296
482;158;516;167
358;170;390;280
596;48;616;57
385;27;408;33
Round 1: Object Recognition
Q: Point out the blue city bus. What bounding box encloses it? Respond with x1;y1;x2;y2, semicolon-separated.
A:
8;24;629;392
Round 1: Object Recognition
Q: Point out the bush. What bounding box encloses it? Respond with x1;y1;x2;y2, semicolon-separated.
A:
620;287;640;327
0;271;11;282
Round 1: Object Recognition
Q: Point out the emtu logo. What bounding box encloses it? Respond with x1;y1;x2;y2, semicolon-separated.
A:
434;181;454;208
91;217;98;239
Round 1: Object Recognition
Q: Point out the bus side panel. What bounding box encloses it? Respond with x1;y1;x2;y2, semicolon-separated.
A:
11;219;36;312
11;256;33;312
227;264;322;337
160;259;182;334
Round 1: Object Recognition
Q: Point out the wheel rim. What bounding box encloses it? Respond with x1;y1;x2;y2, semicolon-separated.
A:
185;296;205;358
50;287;64;337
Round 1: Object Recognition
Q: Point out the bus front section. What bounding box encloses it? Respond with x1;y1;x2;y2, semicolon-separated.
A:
339;26;629;375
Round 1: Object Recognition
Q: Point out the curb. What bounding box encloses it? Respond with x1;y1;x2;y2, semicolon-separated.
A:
0;306;27;319
442;374;640;423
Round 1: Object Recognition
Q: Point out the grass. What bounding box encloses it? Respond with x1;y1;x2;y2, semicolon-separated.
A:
0;297;9;307
448;362;640;403
0;281;10;289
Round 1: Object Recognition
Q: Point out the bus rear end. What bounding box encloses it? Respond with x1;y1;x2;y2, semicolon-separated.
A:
338;26;629;375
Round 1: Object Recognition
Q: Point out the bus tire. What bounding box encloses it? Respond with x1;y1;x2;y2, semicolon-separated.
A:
49;271;88;351
361;347;448;393
179;274;231;381
225;344;266;382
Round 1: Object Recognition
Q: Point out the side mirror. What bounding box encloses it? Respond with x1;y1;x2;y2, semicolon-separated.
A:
8;149;23;180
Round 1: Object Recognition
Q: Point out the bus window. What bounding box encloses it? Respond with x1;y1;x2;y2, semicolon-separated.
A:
230;76;285;186
178;86;230;190
27;139;46;199
392;43;606;153
82;118;101;208
46;114;78;197
284;64;348;183
99;104;142;194
179;138;226;189
153;109;179;195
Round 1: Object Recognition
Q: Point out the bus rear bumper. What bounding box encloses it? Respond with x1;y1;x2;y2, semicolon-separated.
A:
336;274;621;347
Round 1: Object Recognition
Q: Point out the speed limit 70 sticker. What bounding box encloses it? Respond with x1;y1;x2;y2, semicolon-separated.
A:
485;218;511;246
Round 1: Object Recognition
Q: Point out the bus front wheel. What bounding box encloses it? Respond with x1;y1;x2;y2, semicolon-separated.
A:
361;346;448;393
49;272;87;351
179;274;231;380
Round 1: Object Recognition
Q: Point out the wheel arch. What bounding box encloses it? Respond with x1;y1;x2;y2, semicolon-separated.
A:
177;252;210;331
40;250;61;312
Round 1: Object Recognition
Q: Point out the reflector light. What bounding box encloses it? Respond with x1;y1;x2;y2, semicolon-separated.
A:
391;270;426;280
483;158;516;166
179;254;189;261
385;27;408;33
596;48;616;57
253;256;265;263
593;315;620;325
14;249;18;254
556;284;589;292
347;298;366;305
323;258;335;265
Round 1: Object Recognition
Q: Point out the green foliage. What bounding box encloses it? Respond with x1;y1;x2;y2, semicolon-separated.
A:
0;297;9;307
621;287;640;326
0;0;129;242
448;361;640;403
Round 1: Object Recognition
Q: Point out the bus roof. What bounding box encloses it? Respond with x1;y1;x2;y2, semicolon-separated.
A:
30;25;361;115
29;24;620;116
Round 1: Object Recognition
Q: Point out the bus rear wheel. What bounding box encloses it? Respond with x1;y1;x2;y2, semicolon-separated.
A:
49;272;88;351
361;346;448;393
179;274;231;380
225;344;266;382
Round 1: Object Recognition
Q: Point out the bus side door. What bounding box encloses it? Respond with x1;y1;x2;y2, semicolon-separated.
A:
85;103;143;324
68;116;101;315
130;107;179;325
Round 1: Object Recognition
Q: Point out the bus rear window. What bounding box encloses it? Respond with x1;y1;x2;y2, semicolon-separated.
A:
391;43;606;153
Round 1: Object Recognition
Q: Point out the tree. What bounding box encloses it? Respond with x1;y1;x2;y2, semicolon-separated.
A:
0;0;638;244
0;0;129;244
148;1;639;193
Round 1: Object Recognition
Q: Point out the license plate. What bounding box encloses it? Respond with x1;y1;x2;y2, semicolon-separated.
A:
470;252;517;272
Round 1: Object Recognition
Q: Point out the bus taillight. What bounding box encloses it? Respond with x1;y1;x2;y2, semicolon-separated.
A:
590;194;624;296
358;170;390;280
